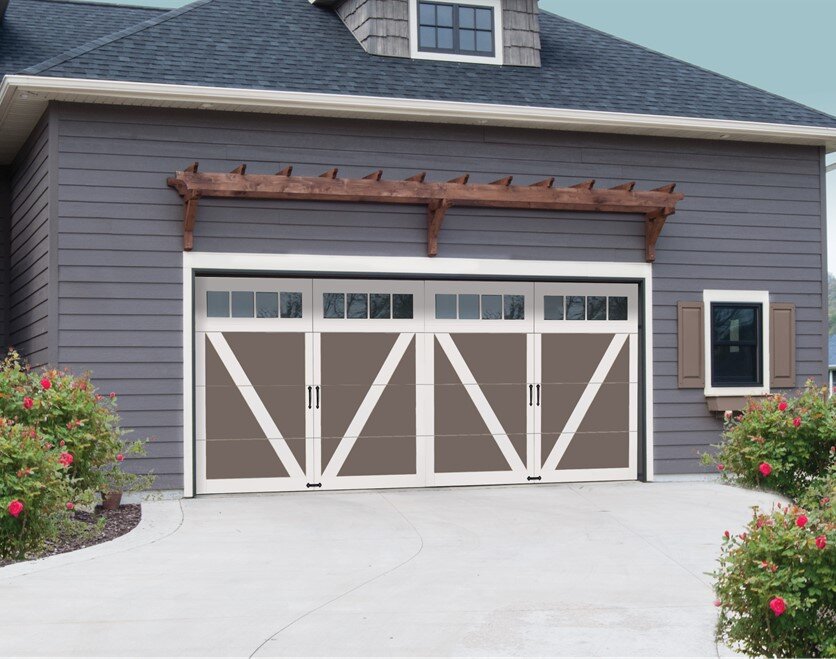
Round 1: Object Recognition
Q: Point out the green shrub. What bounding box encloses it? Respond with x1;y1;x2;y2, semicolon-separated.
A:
0;350;148;495
0;419;75;560
702;382;835;500
713;493;835;657
0;350;152;561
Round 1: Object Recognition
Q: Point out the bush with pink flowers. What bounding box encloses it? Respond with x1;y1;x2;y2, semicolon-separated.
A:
702;381;835;500
0;350;152;561
713;482;835;657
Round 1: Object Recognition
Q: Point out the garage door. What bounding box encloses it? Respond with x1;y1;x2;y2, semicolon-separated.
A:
194;277;639;494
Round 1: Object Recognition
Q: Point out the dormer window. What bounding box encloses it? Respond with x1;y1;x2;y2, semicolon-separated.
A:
409;0;504;65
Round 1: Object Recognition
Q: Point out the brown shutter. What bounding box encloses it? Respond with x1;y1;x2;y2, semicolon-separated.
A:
770;303;796;389
677;301;705;388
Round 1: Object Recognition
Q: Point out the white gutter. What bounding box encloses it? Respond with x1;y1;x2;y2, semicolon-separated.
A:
2;75;836;162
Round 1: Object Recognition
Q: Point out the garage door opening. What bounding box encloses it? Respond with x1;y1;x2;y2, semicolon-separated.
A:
194;277;639;494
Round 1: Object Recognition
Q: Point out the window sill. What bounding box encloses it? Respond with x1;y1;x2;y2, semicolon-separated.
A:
705;394;768;413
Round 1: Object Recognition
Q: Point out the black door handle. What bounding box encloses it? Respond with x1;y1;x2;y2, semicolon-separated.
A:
307;386;312;410
536;384;541;406
315;385;320;410
529;384;533;406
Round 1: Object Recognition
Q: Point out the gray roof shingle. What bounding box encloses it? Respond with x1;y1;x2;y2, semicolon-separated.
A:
12;0;836;129
0;0;165;78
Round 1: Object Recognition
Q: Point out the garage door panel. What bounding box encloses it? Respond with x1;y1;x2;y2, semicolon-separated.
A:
444;334;528;385
204;439;290;480
556;431;631;471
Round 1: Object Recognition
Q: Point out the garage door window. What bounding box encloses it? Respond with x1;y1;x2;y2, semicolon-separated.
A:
324;292;414;319
207;290;303;319
434;293;525;320
544;294;629;321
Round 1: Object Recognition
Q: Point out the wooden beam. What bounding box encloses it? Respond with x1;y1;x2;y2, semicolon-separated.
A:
168;166;684;260
320;168;338;179
645;207;675;262
530;177;555;188
185;162;199;173
427;199;452;257
652;183;676;193
448;174;470;185
571;179;595;190
276;166;293;176
183;191;200;251
231;164;246;175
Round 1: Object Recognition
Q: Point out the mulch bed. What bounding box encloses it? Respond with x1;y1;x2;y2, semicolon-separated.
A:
0;504;142;567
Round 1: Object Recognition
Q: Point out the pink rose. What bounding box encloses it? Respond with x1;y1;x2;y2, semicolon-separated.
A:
58;452;74;467
815;535;827;549
40;377;51;390
769;597;786;617
778;401;788;411
66;502;75;511
7;500;23;518
116;454;124;462
759;462;772;477
723;530;730;539
713;599;721;607
109;392;116;399
796;515;808;528
792;417;802;428
723;411;732;421
716;463;725;471
22;396;33;410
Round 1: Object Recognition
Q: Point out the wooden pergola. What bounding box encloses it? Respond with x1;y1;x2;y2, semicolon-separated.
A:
168;163;684;262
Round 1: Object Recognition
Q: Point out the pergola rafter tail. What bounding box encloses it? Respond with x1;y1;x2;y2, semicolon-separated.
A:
167;163;684;261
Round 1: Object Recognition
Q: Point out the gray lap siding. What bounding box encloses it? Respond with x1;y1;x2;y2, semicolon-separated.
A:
53;103;826;487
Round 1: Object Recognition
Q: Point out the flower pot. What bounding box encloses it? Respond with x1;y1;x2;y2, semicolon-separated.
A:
101;491;123;510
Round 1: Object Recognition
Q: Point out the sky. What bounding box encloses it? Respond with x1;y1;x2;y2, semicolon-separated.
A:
88;0;836;268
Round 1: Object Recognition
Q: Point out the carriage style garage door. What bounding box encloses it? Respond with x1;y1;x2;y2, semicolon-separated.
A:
194;277;639;494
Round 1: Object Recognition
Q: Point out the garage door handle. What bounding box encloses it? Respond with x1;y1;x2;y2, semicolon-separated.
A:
316;386;320;410
307;386;312;410
529;384;533;406
536;384;541;406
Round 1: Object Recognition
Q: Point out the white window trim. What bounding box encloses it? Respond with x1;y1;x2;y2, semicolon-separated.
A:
703;290;770;397
181;252;655;496
408;0;504;65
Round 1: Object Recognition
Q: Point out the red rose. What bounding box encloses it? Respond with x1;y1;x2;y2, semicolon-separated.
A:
759;462;772;477
769;597;786;617
815;535;827;549
58;452;74;467
778;401;788;411
40;377;51;390
716;463;725;471
723;530;730;539
796;515;808;528
66;502;75;511
22;396;33;410
109;391;116;398
792;417;802;428
116;454;124;462
7;500;23;518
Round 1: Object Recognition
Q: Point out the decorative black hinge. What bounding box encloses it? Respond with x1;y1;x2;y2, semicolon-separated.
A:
306;483;322;488
527;476;542;481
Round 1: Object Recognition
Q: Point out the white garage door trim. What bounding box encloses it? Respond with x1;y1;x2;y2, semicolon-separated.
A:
182;252;654;497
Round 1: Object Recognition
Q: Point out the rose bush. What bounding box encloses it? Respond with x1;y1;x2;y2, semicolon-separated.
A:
702;381;835;500
0;419;74;560
713;493;835;658
0;350;152;561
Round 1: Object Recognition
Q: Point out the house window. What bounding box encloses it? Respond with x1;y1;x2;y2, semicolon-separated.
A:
416;1;497;58
710;303;763;387
410;0;503;65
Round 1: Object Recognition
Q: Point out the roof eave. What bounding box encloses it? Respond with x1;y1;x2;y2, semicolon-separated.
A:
2;75;835;165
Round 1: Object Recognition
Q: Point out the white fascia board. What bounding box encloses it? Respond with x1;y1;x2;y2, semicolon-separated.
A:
2;75;836;163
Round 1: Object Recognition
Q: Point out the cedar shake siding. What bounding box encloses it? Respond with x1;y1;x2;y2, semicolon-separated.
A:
8;111;52;368
52;102;826;487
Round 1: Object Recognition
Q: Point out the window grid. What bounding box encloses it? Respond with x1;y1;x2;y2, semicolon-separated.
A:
323;293;415;319
418;1;495;56
434;293;525;320
543;295;629;321
206;290;303;319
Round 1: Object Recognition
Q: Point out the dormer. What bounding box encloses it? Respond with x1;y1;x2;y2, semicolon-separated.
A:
310;0;541;67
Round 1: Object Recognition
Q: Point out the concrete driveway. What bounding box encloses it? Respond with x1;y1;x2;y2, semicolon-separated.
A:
0;481;779;657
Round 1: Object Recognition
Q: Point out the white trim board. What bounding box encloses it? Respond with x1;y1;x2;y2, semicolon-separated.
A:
2;75;836;164
181;253;655;496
